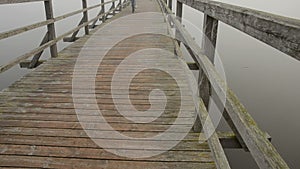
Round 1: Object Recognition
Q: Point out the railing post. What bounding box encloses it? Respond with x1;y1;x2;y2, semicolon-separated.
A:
82;0;89;35
101;0;106;22
112;0;116;15
176;0;182;19
44;0;58;58
202;14;218;59
175;0;183;39
194;14;219;132
168;0;172;10
202;15;248;150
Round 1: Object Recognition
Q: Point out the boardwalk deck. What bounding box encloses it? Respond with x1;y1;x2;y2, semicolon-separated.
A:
0;0;216;168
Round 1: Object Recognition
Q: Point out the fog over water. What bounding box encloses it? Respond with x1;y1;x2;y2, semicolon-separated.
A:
0;0;299;168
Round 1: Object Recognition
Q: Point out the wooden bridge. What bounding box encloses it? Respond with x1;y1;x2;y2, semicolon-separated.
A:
0;0;299;168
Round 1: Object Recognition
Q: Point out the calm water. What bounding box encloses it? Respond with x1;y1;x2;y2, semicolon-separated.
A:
0;0;299;168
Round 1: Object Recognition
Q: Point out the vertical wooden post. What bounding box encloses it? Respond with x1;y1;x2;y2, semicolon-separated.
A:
101;0;106;22
176;0;182;19
175;1;182;42
202;14;218;59
44;0;58;58
112;0;116;15
82;0;89;35
200;14;218;105
168;0;172;10
194;14;219;132
203;14;246;149
119;0;122;11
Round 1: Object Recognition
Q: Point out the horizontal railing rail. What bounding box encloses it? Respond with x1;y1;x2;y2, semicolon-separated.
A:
158;0;297;168
0;0;129;73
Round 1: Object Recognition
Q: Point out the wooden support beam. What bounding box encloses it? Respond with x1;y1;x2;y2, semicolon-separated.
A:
187;62;199;70
89;24;99;29
199;132;271;149
90;2;105;28
63;37;80;42
28;32;49;68
63;17;85;42
19;60;46;68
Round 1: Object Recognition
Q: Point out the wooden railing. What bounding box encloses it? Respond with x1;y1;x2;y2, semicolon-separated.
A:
0;0;129;73
157;0;300;168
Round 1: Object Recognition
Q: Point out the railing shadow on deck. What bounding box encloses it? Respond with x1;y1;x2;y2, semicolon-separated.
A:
0;0;130;73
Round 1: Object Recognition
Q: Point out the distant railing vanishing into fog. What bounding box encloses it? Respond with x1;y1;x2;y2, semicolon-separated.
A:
0;0;129;73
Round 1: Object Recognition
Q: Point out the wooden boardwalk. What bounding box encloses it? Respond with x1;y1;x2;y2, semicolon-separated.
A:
0;0;216;168
0;0;297;168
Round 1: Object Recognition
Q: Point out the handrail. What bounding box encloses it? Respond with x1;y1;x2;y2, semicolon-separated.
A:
178;0;300;61
158;0;292;168
0;0;126;73
0;0;47;4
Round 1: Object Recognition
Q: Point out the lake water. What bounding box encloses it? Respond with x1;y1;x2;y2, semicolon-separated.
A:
0;0;299;168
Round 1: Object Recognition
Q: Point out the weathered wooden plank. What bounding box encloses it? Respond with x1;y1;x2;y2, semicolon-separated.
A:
0;120;191;131
0;134;210;150
0;115;193;126
0;91;186;100
0;96;189;104
3;87;189;95
0;155;216;169
0;144;213;162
